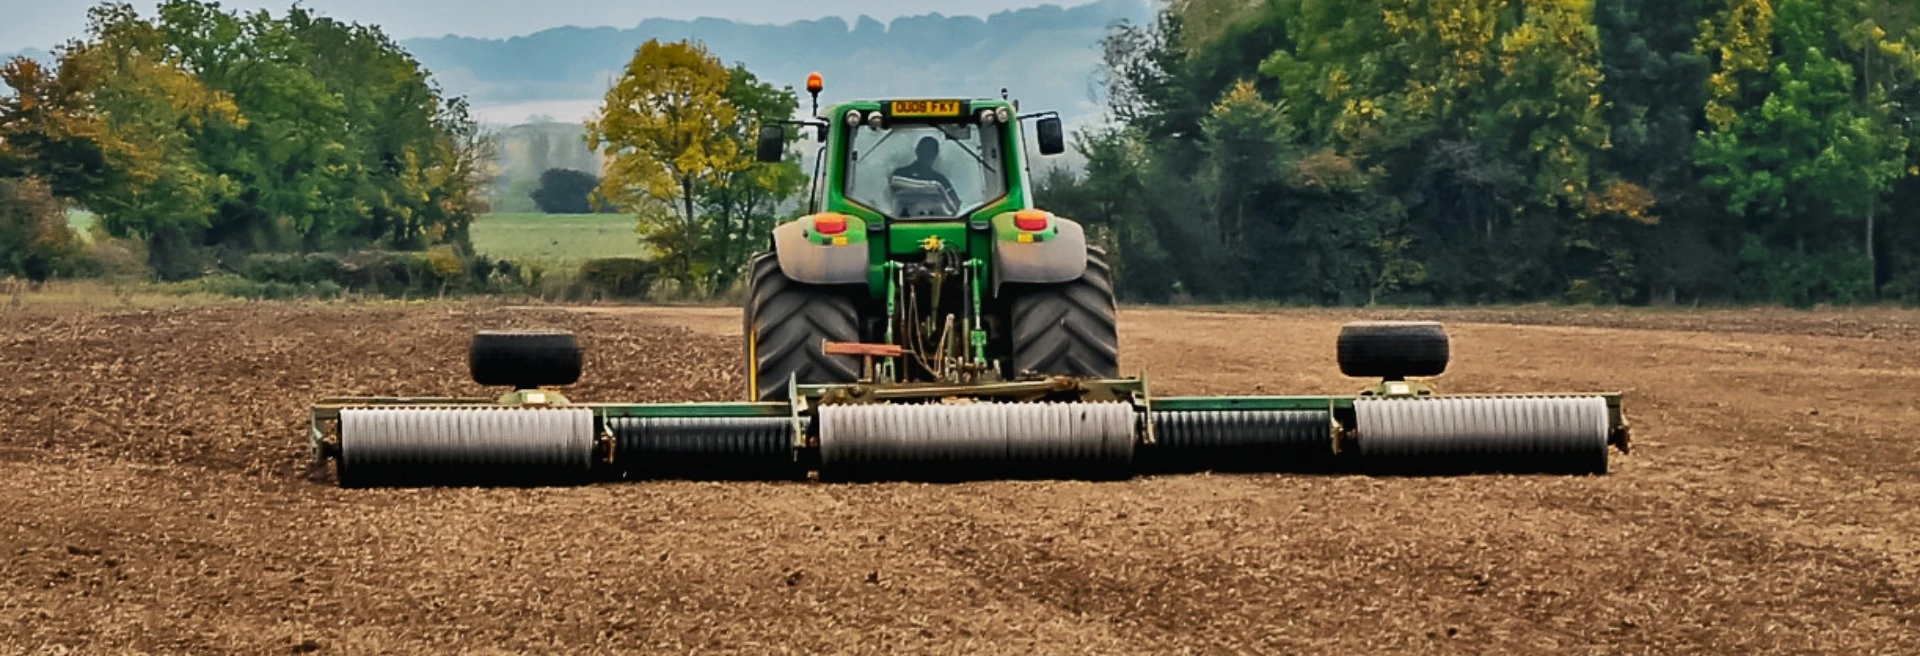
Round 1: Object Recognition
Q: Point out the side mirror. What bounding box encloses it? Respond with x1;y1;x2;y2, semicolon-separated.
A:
755;125;785;163
1036;116;1066;156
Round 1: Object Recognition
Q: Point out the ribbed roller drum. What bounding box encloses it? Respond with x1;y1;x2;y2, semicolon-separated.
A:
606;416;802;480
818;402;1136;480
1353;396;1610;475
337;407;595;487
1145;410;1334;473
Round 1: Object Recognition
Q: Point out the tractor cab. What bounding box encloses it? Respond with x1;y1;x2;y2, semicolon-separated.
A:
756;79;1065;225
835;100;1020;221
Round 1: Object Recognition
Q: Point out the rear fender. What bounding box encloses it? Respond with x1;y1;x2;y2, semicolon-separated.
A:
993;214;1088;290
773;216;870;285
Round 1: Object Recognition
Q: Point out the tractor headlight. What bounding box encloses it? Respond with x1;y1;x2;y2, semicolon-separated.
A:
979;109;998;125
867;112;885;130
844;110;862;127
996;107;1012;124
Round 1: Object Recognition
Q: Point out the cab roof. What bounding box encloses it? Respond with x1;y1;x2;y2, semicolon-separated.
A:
818;98;1016;122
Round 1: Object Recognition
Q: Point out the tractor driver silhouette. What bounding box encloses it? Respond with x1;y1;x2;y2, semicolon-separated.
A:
889;136;961;217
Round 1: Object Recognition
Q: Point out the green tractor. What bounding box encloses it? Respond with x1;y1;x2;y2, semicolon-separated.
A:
743;81;1112;401
302;77;1632;487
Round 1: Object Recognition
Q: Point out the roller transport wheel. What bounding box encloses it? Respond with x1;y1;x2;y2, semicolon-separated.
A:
744;253;862;401
1337;321;1450;379
469;330;583;389
1007;247;1120;378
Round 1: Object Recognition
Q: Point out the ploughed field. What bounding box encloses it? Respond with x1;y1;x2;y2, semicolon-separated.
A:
1;302;1917;654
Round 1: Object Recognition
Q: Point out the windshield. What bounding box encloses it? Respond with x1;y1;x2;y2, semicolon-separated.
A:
844;122;1008;218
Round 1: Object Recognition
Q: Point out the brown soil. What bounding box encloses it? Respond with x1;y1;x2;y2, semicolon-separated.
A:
1;302;1916;654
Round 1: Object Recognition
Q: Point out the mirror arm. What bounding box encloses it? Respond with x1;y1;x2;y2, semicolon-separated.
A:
775;118;831;130
774;118;831;142
809;144;827;215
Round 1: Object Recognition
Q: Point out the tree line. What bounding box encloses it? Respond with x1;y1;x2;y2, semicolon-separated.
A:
1;1;486;282
1040;0;1920;306
12;0;1917;308
3;7;805;298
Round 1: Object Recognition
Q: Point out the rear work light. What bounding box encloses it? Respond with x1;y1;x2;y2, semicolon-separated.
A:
813;213;849;235
1013;209;1050;232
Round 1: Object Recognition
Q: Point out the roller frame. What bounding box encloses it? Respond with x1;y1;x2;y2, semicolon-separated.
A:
307;375;1630;483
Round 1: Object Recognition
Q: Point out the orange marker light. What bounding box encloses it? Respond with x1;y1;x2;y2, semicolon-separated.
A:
1014;209;1050;232
813;213;848;235
806;72;824;94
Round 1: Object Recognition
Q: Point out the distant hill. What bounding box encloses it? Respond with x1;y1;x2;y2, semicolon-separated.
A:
403;0;1149;127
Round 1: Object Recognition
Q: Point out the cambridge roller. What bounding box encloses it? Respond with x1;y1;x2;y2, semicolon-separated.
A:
306;79;1631;487
307;320;1630;486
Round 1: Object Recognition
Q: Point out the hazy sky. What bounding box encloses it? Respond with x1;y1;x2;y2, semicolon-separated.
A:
1;0;1082;51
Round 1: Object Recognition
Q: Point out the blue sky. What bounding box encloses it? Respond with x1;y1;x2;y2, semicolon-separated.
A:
1;0;1075;52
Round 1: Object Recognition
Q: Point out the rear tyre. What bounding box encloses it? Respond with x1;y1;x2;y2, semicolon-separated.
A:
1007;247;1120;378
469;330;583;389
745;253;862;401
1336;321;1450;379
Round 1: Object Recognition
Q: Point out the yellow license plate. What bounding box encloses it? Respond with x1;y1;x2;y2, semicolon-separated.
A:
890;100;962;117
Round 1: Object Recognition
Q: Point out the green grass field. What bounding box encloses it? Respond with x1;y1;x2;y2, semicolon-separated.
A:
470;213;646;266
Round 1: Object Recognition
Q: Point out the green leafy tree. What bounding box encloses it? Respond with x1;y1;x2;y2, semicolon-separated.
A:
1068;0;1920;305
586;39;743;287
0;54;126;201
698;63;805;291
1695;0;1912;301
1196;81;1293;297
63;7;238;252
56;1;487;274
530;167;603;214
1039;127;1181;301
1596;0;1717;302
0;178;79;281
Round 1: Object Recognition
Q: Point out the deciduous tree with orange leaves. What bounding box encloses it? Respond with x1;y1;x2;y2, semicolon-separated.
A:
587;39;746;288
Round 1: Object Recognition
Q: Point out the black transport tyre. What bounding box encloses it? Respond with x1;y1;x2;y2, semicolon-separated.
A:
469;330;583;388
1008;247;1120;378
744;253;862;401
1336;321;1450;379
